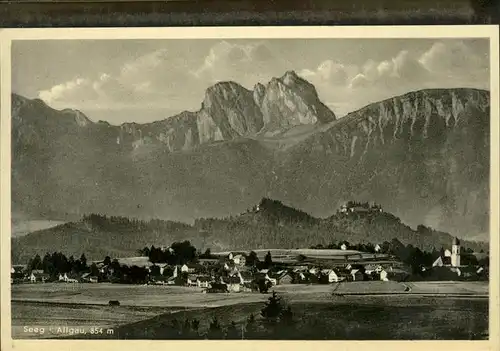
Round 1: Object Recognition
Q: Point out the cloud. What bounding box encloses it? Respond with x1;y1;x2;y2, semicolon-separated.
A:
191;41;283;87
38;78;99;106
299;60;349;85
37;39;489;122
348;50;429;90
38;48;203;111
418;40;489;86
38;41;282;113
308;40;489;116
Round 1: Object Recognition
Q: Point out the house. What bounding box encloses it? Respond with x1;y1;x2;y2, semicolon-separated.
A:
292;265;309;273
181;264;190;273
294;271;310;284
340;244;347;251
29;272;50;283
99;265;110;274
274;272;293;285
232;254;246;266
158;264;170;275
187;263;204;273
61;272;80;283
222;276;241;292
364;264;383;275
11;266;25;281
350;269;365;281
309;267;319;275
432;256;452;267
380;269;389;281
320;269;340;283
89;276;98;283
187;275;199;286
374;244;381;252
255;272;274;286
197;276;211;288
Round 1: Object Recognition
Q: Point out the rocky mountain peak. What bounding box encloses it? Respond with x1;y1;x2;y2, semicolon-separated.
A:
280;70;302;86
260;71;336;129
253;82;266;107
202;81;251;108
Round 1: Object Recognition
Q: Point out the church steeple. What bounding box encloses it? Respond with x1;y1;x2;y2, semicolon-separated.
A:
451;237;461;267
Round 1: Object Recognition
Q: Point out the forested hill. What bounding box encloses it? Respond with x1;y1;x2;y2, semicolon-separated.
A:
11;199;488;264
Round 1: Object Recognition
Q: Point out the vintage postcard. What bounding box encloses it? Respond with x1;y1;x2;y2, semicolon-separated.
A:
1;26;499;351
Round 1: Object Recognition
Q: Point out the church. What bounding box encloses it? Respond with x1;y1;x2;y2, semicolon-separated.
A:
432;237;461;268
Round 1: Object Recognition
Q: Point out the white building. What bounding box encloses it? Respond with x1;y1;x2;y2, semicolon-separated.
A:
451;237;461;267
321;269;340;283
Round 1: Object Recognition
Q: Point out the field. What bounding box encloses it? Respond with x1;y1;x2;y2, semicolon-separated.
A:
333;280;489;295
102;296;488;340
11;281;489;340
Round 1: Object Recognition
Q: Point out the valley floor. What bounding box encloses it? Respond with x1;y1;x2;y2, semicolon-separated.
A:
11;281;489;340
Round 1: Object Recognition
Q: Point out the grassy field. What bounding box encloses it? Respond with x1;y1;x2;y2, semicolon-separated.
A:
11;281;489;339
332;281;489;295
78;295;489;340
12;283;269;307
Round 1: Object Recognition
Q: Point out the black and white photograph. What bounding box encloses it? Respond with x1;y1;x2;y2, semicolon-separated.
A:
1;26;498;345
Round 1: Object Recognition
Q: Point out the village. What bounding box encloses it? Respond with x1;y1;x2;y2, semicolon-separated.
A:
11;233;489;296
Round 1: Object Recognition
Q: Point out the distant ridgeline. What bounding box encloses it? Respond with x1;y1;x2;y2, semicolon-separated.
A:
11;198;488;264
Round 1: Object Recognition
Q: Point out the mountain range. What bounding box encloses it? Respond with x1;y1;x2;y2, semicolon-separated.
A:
11;70;490;243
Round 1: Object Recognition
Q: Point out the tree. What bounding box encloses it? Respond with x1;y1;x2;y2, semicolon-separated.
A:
264;251;273;268
200;248;212;259
245;314;259;337
42;253;54;275
150;265;161;276
246;251;259;267
258;279;272;293
226;321;240;339
280;306;295;327
103;256;111;266
68;256;76;271
90;262;99;276
80;253;88;271
261;291;283;324
29;254;43;271
162;266;173;277
207;317;225;339
191;319;200;333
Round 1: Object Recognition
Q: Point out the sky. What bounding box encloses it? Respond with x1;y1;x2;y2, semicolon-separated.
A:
12;38;490;125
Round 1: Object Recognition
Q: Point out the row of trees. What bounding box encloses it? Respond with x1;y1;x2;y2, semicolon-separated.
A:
137;241;197;264
28;252;89;275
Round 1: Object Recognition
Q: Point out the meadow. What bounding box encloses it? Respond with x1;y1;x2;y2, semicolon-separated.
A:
77;294;489;340
11;281;489;339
